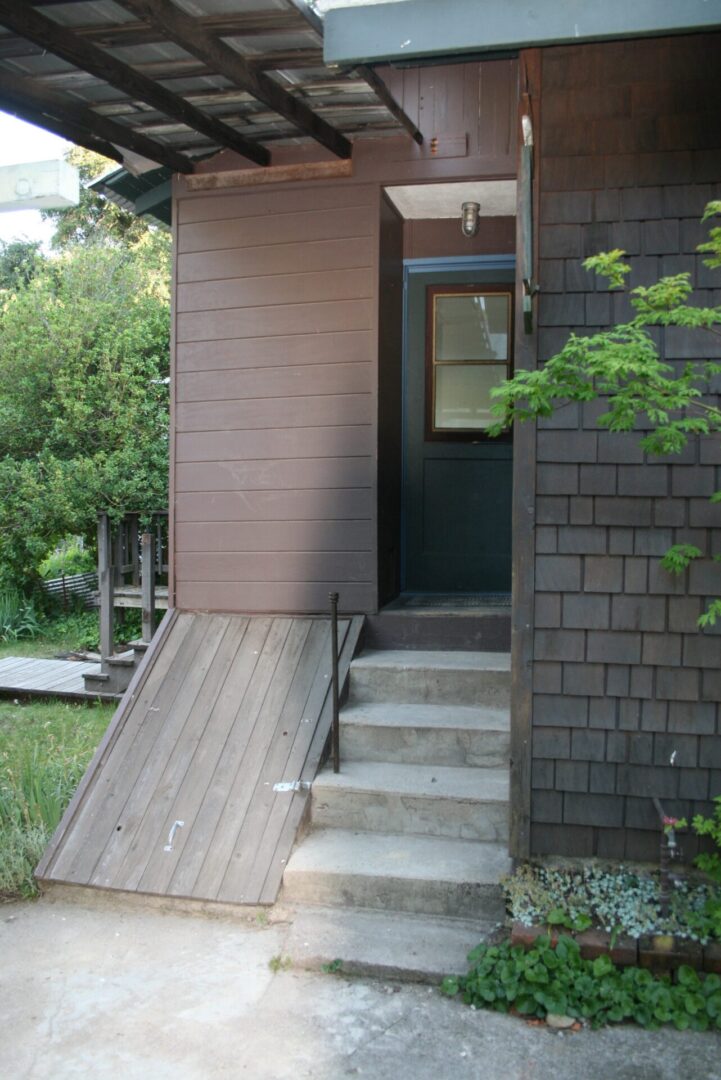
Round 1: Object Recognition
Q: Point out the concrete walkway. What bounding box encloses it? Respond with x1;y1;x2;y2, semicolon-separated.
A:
2;889;721;1080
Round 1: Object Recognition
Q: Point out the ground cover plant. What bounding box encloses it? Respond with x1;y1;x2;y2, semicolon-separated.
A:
0;697;113;899
442;935;721;1031
504;862;721;945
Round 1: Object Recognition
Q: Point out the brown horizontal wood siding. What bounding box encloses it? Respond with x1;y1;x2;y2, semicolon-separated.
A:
171;59;519;616
173;181;378;614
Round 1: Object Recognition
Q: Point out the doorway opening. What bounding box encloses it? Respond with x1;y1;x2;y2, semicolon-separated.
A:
378;181;516;610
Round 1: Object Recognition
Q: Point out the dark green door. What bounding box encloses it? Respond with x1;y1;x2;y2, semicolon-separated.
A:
403;265;514;593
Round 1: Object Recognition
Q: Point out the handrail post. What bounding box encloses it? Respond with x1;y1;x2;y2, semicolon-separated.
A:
330;591;340;773
141;530;156;644
98;513;114;662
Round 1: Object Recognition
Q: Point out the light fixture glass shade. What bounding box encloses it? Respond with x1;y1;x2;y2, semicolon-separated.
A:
461;201;480;237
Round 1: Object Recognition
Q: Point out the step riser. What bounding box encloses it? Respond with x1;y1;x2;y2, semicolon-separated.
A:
282;873;506;921
311;790;509;843
340;725;510;767
363;612;510;652
349;667;510;707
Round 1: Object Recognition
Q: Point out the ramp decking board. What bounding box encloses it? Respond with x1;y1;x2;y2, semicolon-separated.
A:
38;611;363;906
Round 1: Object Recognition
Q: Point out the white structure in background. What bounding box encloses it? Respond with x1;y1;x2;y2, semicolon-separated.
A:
0;157;79;213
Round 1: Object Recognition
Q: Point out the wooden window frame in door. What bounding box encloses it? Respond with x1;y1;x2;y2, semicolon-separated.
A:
424;283;514;443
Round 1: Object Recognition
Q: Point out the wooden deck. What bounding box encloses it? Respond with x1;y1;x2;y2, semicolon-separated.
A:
0;656;105;700
37;610;363;906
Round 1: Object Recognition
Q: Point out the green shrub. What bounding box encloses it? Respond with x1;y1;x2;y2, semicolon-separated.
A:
39;538;95;579
442;935;721;1031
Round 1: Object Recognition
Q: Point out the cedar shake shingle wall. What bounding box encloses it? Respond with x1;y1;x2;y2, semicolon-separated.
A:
531;34;721;861
172;182;378;614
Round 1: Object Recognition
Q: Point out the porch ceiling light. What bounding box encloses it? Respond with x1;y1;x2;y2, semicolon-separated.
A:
461;200;480;237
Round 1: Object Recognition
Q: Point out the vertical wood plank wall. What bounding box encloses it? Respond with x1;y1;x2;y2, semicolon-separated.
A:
173;182;379;613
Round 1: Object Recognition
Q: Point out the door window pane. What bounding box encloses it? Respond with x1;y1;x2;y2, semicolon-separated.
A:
435;294;510;361
435;363;508;430
428;288;512;435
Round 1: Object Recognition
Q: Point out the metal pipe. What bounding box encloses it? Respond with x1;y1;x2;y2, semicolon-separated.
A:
330;591;340;773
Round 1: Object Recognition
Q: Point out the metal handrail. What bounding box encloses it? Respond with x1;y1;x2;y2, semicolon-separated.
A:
330;591;340;773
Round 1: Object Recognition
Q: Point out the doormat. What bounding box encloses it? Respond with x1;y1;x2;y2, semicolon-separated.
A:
388;593;511;610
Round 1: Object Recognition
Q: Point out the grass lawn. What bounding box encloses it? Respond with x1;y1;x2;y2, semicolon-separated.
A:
0;697;115;900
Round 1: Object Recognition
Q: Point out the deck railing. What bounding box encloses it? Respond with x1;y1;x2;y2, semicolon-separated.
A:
98;511;168;659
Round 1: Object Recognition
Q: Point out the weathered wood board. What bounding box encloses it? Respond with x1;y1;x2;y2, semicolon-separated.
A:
0;656;104;700
37;611;363;905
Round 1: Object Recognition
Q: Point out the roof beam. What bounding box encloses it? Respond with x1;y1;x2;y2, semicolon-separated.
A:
121;0;352;159
286;0;423;145
0;68;195;173
0;0;270;166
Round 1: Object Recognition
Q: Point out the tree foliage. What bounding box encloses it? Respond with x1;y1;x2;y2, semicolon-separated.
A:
0;149;170;590
41;147;155;250
491;204;721;625
0;239;43;291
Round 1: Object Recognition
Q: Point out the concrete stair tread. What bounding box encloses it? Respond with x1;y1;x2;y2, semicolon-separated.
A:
105;650;136;668
314;760;509;803
284;828;511;885
340;701;509;732
286;904;499;983
352;649;510;673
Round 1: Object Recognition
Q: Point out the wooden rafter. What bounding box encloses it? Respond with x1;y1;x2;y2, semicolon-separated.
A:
0;68;195;173
0;0;270;166
287;0;423;145
121;0;352;159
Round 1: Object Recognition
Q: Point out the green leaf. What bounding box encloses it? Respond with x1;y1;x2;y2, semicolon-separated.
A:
592;954;614;978
547;908;567;925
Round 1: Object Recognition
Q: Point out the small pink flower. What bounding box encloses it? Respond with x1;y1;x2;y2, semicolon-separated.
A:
663;816;679;827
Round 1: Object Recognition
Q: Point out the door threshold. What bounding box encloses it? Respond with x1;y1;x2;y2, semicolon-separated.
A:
383;592;511;614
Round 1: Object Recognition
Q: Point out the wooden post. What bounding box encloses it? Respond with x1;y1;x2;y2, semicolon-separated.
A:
98;513;114;662
141;531;156;644
129;514;140;586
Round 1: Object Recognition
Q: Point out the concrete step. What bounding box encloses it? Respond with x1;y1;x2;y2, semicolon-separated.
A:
286;905;500;984
339;702;509;767
364;609;510;652
281;828;510;919
348;650;510;707
105;649;136;669
311;761;509;842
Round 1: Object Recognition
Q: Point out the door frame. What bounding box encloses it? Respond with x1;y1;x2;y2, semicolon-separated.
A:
401;254;516;591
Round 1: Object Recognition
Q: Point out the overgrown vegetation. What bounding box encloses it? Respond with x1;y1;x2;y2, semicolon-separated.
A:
491;202;721;624
0;149;170;594
0;698;113;898
38;538;95;580
442;936;721;1031
0;591;41;643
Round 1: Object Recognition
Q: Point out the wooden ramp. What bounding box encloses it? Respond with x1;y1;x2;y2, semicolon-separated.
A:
0;656;108;701
37;610;363;906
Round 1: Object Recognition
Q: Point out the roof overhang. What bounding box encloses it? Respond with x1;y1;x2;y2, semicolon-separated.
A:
324;0;721;66
89;165;171;226
0;0;423;177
